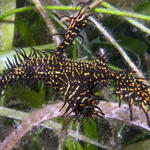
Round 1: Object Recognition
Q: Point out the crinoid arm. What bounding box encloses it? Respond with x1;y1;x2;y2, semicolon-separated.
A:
57;3;90;54
0;48;55;96
92;50;112;87
113;70;150;127
60;81;104;120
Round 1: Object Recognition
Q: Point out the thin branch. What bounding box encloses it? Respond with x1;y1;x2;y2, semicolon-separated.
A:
60;0;105;23
88;0;104;11
31;0;60;45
